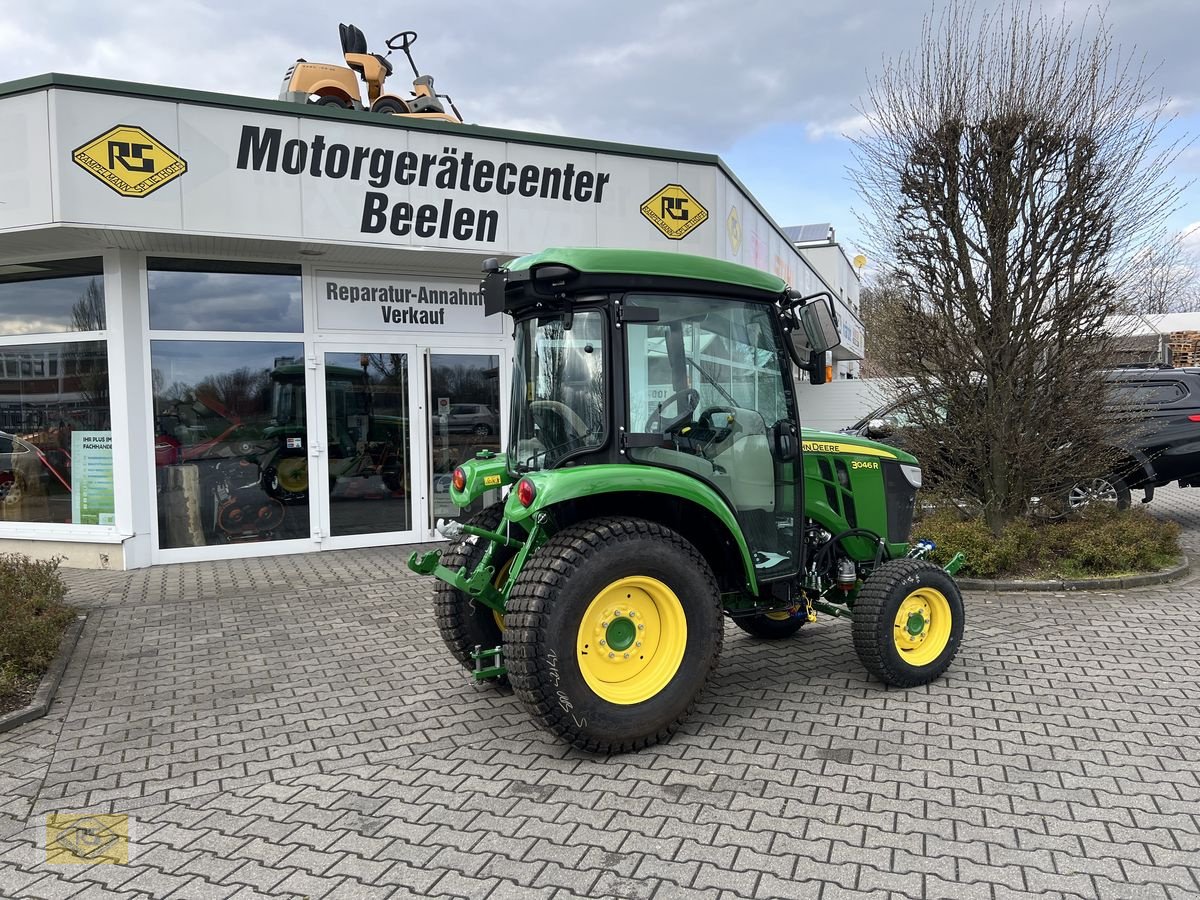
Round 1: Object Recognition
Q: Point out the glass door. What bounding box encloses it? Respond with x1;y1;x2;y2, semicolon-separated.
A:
427;352;503;529
313;346;421;547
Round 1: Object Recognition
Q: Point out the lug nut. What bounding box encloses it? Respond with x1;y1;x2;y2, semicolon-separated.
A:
636;641;642;648
624;653;630;659
608;652;615;658
599;640;606;647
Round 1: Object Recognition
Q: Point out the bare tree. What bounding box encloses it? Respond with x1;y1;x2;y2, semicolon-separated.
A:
851;1;1185;533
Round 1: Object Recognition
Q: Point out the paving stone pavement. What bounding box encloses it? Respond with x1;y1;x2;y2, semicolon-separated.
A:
2;490;1200;899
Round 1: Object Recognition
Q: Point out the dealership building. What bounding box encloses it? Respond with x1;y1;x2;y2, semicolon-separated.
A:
0;73;865;569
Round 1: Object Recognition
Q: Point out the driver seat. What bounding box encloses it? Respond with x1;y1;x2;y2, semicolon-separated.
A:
339;23;393;82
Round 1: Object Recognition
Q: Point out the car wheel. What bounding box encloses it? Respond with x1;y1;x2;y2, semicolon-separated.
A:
1067;476;1131;512
473;423;492;436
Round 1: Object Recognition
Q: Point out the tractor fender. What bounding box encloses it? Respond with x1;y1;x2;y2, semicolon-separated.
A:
504;464;759;595
305;79;360;106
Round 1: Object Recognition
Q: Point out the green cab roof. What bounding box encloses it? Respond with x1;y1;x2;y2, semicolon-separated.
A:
506;248;789;296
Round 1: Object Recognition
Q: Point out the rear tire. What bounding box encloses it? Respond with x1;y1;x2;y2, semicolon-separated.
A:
852;559;964;687
734;611;805;639
371;96;412;115
505;517;722;753
433;502;513;685
312;94;351;108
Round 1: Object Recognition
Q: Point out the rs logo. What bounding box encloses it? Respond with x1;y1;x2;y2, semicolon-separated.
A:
660;195;690;222
107;141;156;173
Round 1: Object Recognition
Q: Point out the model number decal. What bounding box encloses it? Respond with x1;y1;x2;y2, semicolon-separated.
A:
850;460;879;470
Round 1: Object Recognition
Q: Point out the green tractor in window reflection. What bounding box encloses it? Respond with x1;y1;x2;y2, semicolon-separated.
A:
261;361;408;501
408;248;965;753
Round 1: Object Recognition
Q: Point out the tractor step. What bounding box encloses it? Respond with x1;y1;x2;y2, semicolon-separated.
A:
471;644;506;681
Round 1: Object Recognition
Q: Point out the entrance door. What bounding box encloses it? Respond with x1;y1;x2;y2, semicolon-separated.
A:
313;346;422;547
426;352;503;530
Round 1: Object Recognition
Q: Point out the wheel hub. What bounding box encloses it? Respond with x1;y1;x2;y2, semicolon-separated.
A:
892;587;952;664
576;576;687;705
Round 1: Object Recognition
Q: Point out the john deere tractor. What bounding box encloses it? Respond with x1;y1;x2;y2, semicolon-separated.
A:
409;248;965;753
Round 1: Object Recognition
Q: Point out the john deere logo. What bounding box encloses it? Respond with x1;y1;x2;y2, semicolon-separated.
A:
640;184;708;240
726;205;742;254
72;125;187;198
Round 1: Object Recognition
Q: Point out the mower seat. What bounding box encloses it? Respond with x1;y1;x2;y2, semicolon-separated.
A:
339;23;368;55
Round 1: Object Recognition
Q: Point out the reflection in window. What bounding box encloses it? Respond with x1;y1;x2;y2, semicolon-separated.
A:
430;353;501;526
151;341;308;548
0;258;105;336
147;259;302;332
0;341;111;525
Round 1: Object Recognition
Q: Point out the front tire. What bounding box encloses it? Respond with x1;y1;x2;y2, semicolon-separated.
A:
505;518;722;753
433;502;514;685
852;559;964;687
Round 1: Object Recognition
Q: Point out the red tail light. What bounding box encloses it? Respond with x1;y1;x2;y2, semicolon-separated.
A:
516;478;536;507
452;467;466;492
1189;415;1200;422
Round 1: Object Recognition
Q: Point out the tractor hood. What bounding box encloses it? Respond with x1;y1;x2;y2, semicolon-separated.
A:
800;428;919;466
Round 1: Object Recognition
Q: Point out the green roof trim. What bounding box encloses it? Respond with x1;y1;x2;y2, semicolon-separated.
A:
507;248;788;294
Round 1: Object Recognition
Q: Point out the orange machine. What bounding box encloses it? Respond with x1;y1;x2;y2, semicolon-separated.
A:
279;23;462;124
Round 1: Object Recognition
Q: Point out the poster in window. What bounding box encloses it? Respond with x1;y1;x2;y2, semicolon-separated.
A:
71;431;115;525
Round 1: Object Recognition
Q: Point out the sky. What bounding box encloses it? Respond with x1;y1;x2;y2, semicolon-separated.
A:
2;0;1198;273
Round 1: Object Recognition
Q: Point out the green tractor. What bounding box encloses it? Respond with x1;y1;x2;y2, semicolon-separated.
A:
409;248;965;753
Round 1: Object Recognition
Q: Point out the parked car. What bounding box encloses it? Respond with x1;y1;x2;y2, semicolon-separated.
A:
0;432;66;505
435;403;499;436
842;365;1200;512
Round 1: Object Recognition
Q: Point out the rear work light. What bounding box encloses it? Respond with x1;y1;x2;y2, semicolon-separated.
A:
452;467;466;492
516;478;537;507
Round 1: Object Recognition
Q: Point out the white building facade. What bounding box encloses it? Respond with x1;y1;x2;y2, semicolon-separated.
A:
0;74;862;569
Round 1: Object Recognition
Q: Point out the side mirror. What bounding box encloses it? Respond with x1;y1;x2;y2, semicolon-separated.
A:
866;418;891;438
771;420;799;460
797;298;841;353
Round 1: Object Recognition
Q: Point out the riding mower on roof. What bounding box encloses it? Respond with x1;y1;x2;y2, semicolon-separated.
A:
409;248;967;754
279;23;462;123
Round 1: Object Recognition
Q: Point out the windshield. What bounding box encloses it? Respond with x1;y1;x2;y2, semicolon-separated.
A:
510;310;606;471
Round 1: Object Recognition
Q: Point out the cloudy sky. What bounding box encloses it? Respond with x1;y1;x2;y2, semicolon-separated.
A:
2;0;1197;263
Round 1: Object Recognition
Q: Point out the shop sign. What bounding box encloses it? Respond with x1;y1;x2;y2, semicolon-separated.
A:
316;272;503;333
72;125;187;198
71;431;116;525
640;184;708;240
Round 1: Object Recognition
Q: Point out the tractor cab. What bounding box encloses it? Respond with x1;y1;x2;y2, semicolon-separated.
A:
493;249;838;578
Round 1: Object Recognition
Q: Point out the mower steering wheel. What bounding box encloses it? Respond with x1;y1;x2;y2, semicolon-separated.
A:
645;389;700;434
386;31;418;51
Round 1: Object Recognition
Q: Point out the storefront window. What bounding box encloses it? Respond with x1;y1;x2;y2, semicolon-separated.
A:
0;258;105;336
0;341;111;525
147;259;302;332
151;340;308;548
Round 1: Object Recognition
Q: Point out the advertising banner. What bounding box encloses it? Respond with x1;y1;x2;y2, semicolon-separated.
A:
71;431;115;526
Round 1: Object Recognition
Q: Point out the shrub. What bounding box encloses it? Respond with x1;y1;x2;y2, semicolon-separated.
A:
0;554;75;708
913;507;1181;580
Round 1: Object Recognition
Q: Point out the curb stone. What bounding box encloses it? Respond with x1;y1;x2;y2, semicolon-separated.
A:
0;614;86;734
956;555;1189;592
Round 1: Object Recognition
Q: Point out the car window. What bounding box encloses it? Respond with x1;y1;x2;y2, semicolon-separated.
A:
1110;381;1187;405
0;436;12;454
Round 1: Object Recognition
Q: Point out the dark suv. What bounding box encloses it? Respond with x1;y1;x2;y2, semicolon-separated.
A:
843;365;1200;510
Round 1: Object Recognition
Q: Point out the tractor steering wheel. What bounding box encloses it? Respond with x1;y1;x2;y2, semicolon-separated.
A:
698;406;738;430
386;31;418;51
645;389;699;434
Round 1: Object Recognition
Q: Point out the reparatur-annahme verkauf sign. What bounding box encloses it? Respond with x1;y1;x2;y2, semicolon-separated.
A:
317;272;504;334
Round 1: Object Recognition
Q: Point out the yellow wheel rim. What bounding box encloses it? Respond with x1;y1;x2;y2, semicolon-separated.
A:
576;576;687;705
765;608;797;621
892;587;952;666
276;457;308;493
